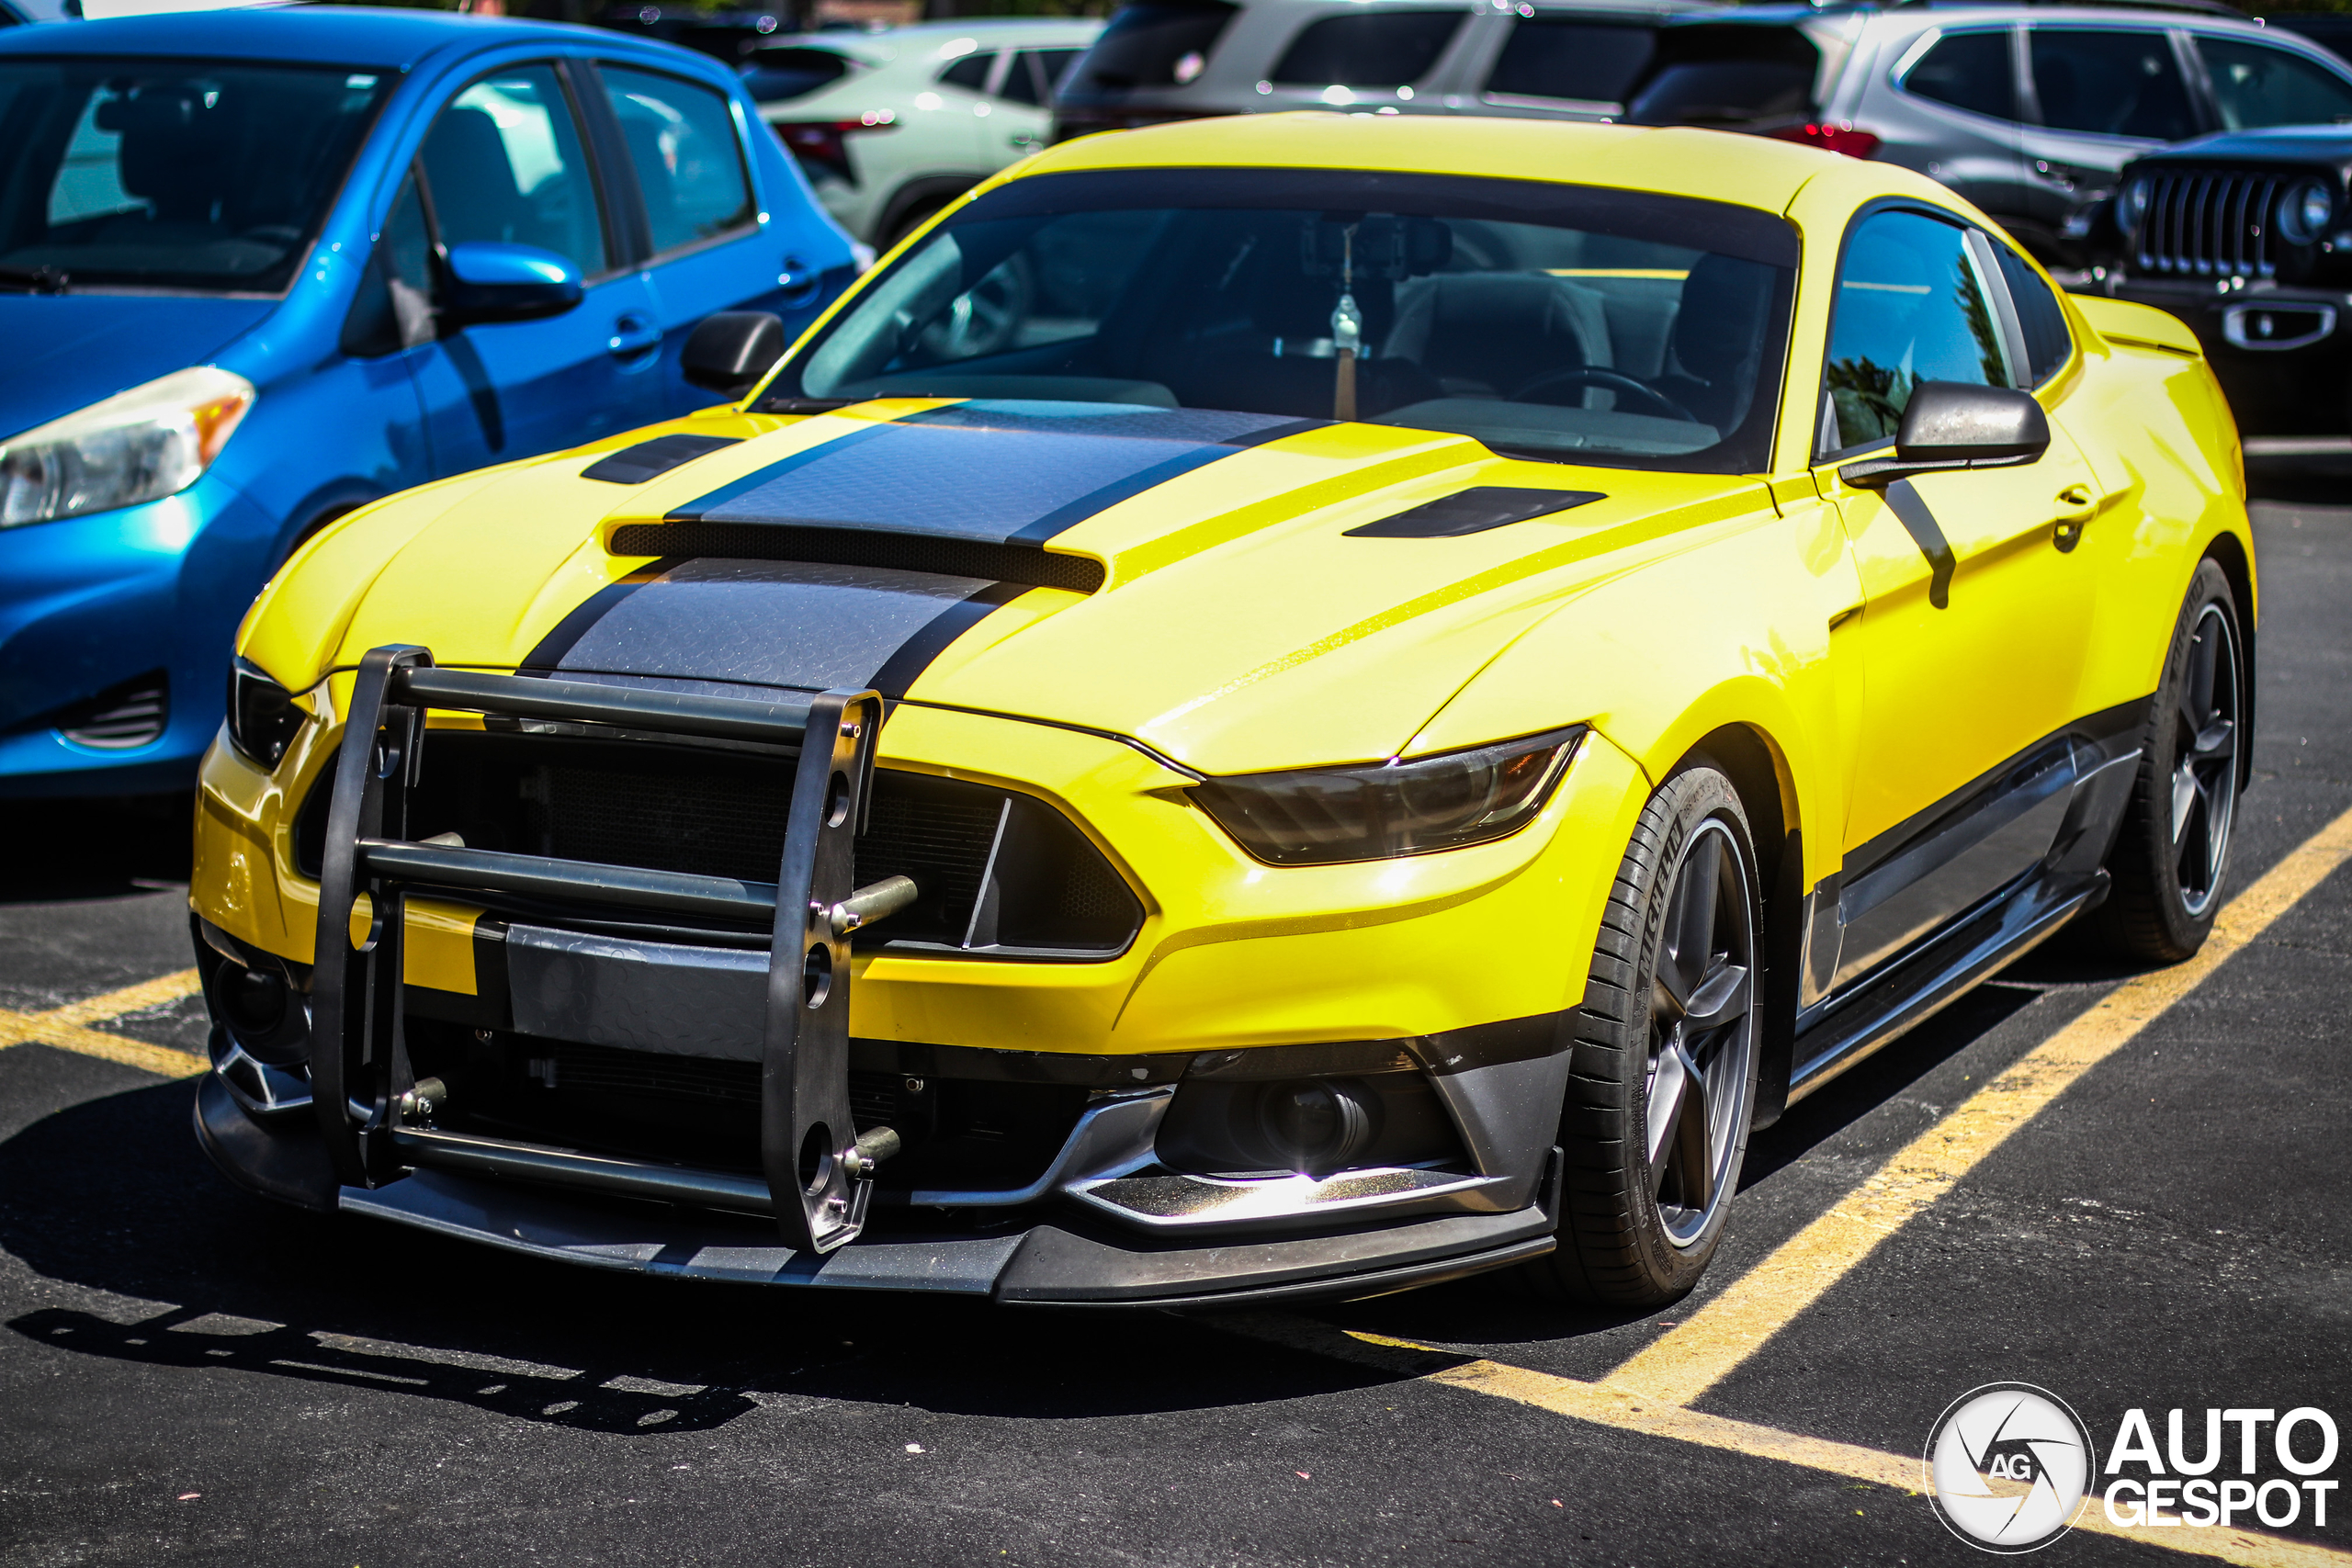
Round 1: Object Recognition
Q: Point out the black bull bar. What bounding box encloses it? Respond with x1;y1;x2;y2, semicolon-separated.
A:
310;643;910;1255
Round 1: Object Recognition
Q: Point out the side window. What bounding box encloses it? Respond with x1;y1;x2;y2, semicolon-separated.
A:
1271;12;1465;87
1000;51;1046;106
1820;209;2013;456
422;65;606;275
600;66;757;256
1484;19;1658;107
1991;243;2073;386
939;52;995;92
2028;28;2195;141
1032;49;1084;96
1901;29;2018;122
2196;38;2352;131
339;171;437;358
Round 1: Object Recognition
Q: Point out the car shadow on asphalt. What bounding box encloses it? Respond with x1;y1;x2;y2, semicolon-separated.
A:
0;1072;1418;1436
0;792;192;904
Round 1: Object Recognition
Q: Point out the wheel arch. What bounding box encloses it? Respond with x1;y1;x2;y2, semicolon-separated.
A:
1667;722;1804;1133
2201;528;2258;792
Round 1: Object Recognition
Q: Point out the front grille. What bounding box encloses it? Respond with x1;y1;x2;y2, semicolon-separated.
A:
298;731;1142;954
55;671;167;750
2134;171;2280;279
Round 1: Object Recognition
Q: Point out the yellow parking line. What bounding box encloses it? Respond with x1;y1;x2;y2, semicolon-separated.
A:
1218;1318;2352;1567
0;968;208;1078
1606;803;2352;1409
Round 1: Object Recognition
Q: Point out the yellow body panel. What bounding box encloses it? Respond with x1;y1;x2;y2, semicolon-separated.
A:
193;114;2255;1064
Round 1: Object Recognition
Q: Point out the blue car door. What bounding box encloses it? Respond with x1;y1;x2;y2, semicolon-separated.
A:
587;61;828;411
396;60;663;475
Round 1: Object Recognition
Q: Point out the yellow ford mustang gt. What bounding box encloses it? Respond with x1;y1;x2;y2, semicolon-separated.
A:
190;114;2252;1309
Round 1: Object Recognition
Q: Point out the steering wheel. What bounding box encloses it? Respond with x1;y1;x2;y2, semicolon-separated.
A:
1512;367;1695;423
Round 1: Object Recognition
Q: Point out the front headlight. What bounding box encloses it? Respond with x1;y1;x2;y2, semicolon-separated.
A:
2278;178;2335;247
1192;726;1585;866
227;660;304;770
0;366;254;529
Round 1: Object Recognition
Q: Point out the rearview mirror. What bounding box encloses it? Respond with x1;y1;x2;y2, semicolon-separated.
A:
1839;381;2051;490
683;310;786;394
440;242;582;324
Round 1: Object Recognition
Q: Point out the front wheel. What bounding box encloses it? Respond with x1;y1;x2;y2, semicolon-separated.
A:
1528;764;1763;1307
2091;558;2245;963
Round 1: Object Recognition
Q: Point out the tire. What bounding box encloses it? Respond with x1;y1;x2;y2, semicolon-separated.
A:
1528;764;1764;1308
2091;558;2245;963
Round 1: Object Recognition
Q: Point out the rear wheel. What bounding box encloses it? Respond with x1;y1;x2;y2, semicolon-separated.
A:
1529;764;1762;1307
2093;558;2245;963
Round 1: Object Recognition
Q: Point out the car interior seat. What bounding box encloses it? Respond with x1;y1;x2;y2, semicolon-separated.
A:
99;84;233;229
1655;254;1776;433
1385;272;1611;399
423;107;538;253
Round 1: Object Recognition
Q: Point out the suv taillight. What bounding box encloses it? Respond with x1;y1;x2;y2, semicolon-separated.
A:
772;114;897;184
1770;122;1881;160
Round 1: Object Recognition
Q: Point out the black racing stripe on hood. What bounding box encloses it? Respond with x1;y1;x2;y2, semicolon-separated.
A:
519;558;682;671
526;558;1023;700
666;400;1314;547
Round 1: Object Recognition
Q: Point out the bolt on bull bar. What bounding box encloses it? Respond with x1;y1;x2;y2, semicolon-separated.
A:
311;643;899;1255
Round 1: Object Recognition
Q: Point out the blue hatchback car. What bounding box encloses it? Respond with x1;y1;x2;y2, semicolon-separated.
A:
0;7;856;795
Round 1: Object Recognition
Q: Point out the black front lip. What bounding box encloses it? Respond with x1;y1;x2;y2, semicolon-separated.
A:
195;1056;1558;1307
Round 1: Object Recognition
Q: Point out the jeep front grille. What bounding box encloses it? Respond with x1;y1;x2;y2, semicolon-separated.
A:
2134;171;2280;279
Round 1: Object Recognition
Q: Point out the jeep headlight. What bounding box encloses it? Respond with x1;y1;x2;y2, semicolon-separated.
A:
2118;175;2151;233
2278;179;2335;247
1192;726;1584;865
0;366;254;528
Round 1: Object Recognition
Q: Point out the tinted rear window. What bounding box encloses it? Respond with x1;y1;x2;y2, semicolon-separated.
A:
1994;243;2072;385
1486;17;1658;105
740;47;853;105
1626;25;1817;126
2029;28;2194;141
1078;1;1237;89
1902;30;2017;121
1272;11;1466;86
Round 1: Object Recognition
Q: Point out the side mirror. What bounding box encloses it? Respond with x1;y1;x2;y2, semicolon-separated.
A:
1839;381;2051;490
440;242;582;324
683;310;786;393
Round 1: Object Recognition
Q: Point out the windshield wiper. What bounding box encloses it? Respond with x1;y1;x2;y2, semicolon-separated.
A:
0;265;71;295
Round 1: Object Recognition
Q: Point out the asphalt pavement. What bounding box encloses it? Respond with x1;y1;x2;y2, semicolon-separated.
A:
1;485;2346;1568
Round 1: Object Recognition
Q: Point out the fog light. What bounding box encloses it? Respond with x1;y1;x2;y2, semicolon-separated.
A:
1258;1077;1382;1174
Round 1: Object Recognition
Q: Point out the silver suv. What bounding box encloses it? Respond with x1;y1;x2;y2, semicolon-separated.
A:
1054;0;2352;263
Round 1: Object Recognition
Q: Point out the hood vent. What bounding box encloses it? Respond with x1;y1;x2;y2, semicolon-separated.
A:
609;521;1105;593
1345;487;1603;538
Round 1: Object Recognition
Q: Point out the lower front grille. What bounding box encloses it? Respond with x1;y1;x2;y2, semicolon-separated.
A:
297;731;1142;956
55;672;167;750
2134;170;2279;279
405;1024;1091;1191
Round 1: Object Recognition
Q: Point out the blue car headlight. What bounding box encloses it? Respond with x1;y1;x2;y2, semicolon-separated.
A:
0;366;255;529
1192;726;1585;866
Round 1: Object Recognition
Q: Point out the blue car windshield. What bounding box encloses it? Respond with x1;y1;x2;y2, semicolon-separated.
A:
763;167;1798;473
0;59;390;295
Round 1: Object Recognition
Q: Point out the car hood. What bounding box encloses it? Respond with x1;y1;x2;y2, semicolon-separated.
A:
0;294;275;445
253;399;1766;773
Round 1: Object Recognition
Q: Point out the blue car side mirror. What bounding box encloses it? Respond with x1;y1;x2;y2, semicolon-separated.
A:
440;242;582;324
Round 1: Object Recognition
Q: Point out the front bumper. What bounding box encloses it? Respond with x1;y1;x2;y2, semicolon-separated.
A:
198;1071;1557;1306
2107;278;2352;436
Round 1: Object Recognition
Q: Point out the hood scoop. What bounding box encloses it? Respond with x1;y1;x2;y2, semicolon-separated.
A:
609;520;1105;593
1345;487;1604;538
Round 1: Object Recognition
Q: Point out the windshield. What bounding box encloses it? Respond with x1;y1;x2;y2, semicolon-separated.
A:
0;59;390;294
764;168;1796;472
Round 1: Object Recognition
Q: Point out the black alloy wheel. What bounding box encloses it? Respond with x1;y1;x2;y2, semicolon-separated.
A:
1531;764;1762;1307
2095;558;2245;963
